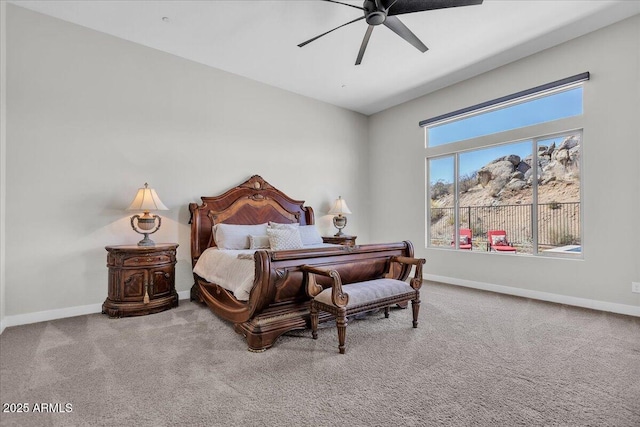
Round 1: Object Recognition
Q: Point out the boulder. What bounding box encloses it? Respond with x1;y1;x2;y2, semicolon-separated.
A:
478;159;515;194
499;155;521;166
489;178;508;197
516;161;531;174
511;171;525;180
555;148;570;166
538;142;556;157
557;135;579;151
478;169;492;187
505;179;528;191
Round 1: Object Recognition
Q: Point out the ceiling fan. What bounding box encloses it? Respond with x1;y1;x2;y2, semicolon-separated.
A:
298;0;484;65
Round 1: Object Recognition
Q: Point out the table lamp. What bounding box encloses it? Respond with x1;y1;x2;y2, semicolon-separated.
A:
127;183;168;246
328;196;352;236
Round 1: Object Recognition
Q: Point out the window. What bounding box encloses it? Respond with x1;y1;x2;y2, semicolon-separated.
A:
424;74;587;257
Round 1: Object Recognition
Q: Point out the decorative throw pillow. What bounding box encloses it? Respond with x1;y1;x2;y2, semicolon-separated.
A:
460;235;469;245
267;227;303;250
298;225;323;246
492;235;507;246
249;235;270;249
213;223;268;249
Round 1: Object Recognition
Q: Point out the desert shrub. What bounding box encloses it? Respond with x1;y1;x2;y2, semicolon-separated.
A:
470;223;484;240
430;180;452;199
459;212;468;224
459;172;477;193
550;227;578;245
430;200;445;223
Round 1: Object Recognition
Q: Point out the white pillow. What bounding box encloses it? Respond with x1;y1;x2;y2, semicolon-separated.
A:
298;225;323;245
491;235;507;246
267;227;303;250
249;235;270;249
268;222;299;229
213;223;268;249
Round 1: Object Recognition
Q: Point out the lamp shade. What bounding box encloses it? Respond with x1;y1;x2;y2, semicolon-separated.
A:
127;183;168;212
328;196;352;216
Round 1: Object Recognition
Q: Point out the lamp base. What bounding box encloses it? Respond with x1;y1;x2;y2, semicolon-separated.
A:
332;215;347;237
137;234;156;246
131;214;162;247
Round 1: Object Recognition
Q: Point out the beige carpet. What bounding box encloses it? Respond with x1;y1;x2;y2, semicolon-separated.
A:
1;282;639;427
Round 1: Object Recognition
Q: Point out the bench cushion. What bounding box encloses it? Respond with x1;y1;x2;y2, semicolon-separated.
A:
314;278;415;308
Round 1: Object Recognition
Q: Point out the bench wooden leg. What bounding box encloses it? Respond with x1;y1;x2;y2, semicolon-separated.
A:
384;306;390;318
310;302;319;340
337;313;347;354
411;297;420;328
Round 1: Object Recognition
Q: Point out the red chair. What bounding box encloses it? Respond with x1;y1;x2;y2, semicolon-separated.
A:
487;230;517;253
452;228;473;250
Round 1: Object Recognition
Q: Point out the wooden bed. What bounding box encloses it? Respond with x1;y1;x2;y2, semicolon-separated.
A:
189;175;415;351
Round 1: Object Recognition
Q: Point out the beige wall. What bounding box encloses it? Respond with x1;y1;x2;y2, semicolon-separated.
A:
3;5;369;320
369;15;640;312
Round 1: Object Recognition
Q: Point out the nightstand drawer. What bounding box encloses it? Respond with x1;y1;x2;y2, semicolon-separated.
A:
123;254;171;267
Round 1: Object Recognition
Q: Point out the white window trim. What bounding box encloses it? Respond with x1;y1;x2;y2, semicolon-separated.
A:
425;111;584;257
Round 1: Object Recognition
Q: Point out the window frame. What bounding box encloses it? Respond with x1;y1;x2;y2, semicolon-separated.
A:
424;79;586;258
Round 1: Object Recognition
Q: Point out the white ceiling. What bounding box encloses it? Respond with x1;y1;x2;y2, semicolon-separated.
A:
10;0;640;115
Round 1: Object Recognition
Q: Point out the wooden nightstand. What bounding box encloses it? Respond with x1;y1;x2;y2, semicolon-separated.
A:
322;235;357;247
102;244;179;318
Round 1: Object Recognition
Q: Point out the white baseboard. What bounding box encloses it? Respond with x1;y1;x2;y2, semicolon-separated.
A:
3;282;637;335
425;274;640;317
0;290;192;334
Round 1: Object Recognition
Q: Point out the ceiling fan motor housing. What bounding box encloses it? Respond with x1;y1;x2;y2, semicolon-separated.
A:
364;0;387;25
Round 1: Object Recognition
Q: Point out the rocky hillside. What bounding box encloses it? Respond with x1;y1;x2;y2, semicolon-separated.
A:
435;134;581;208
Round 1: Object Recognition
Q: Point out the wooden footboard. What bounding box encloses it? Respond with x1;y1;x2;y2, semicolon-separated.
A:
192;241;415;351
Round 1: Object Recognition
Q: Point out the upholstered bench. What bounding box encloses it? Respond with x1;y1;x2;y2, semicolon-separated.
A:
301;256;425;354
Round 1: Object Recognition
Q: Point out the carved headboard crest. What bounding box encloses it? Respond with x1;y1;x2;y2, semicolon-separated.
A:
241;175;274;192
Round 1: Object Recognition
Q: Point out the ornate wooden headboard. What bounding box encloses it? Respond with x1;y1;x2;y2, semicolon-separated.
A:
188;175;315;264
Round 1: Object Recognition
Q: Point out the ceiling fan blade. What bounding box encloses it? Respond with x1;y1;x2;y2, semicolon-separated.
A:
387;0;483;16
324;0;366;11
298;16;365;48
383;15;428;52
355;25;375;65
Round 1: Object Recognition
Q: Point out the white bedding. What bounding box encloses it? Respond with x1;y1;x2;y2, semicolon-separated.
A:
193;244;337;301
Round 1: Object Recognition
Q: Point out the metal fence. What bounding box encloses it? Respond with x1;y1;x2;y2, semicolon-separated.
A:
430;202;580;251
536;202;581;247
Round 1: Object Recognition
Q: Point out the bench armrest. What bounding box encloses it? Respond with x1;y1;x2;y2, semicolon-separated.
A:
389;256;425;290
300;265;349;308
